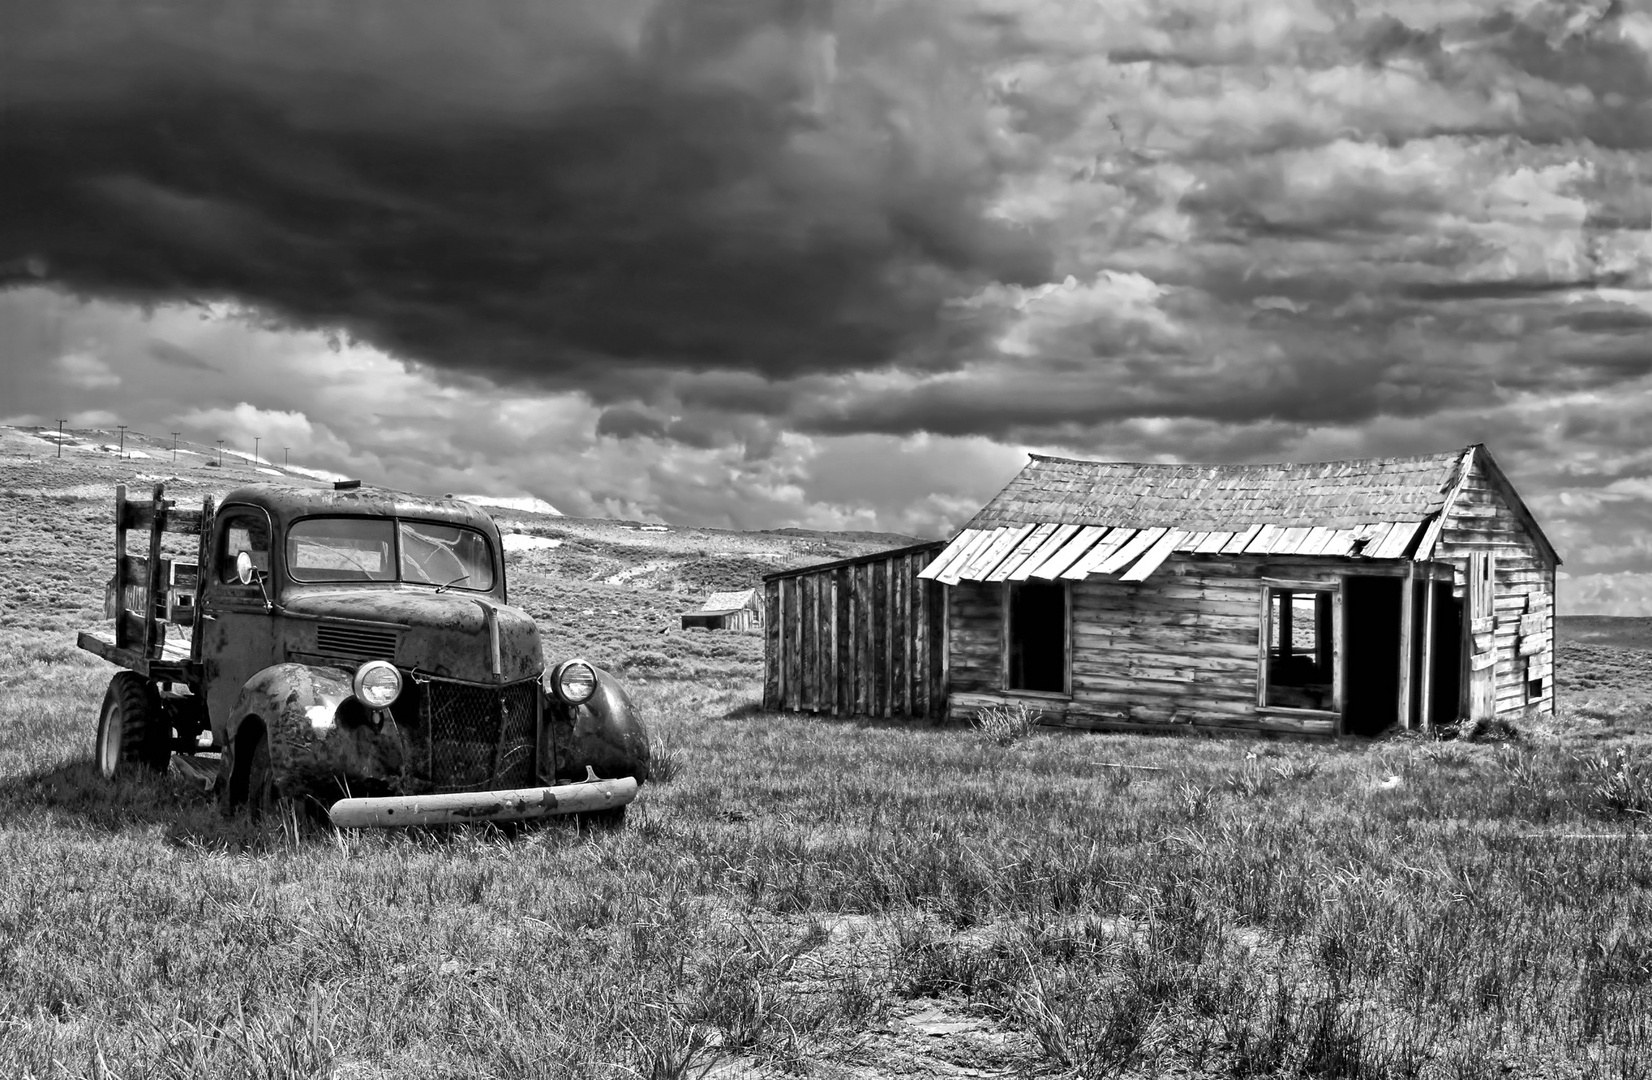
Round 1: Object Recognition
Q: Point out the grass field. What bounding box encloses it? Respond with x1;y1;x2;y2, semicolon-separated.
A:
1;426;1650;1079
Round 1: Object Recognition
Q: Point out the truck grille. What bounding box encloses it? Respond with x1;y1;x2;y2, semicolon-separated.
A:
407;676;539;793
316;623;400;663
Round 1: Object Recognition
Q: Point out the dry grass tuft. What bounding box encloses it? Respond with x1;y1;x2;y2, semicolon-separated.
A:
971;701;1042;747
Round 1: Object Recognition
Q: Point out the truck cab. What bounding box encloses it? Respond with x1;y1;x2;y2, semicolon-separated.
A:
79;481;649;827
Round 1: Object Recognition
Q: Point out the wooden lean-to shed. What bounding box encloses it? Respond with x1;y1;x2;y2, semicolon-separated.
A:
680;589;764;631
765;445;1558;737
762;542;947;718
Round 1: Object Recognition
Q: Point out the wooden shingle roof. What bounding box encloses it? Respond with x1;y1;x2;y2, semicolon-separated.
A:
965;450;1464;532
686;589;761;616
918;447;1505;586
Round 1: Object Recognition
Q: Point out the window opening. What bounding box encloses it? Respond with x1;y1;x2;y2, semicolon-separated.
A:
288;518;396;582
216;511;271;585
285;516;496;590
1007;582;1067;694
1263;587;1334;710
398;521;495;590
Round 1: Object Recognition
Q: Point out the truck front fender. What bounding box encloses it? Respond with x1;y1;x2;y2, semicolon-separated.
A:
544;665;650;784
224;663;405;800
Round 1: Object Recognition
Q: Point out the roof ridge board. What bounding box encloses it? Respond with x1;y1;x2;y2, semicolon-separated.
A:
1022;447;1467;472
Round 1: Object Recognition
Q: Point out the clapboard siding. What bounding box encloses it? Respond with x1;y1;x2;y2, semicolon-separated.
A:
763;542;946;719
946;556;1358;735
947;581;1002;694
1435;455;1557;717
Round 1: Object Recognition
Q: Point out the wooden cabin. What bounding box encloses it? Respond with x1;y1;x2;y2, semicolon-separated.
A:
680;588;764;631
764;445;1558;737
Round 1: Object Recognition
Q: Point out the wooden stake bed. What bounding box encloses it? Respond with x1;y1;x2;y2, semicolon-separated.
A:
77;481;215;688
77;629;197;683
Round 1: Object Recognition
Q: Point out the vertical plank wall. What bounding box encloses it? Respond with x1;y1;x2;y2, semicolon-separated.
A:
763;543;945;718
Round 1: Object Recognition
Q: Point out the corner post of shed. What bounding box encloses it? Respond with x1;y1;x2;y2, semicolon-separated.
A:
1330;583;1345;733
1398;559;1415;729
1420;563;1437;732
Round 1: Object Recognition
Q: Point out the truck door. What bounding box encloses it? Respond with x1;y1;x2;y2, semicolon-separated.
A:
199;506;279;734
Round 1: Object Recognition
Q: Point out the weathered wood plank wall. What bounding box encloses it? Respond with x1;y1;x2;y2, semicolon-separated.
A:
763;543;945;718
947;557;1346;736
1435;454;1557;717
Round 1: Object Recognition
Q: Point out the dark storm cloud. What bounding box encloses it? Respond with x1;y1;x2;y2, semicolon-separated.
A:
1;0;1047;390
594;407;669;441
1557;306;1652;334
147;340;221;372
1401;278;1612;302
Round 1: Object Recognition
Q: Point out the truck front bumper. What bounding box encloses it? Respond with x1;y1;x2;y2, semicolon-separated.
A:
328;776;639;828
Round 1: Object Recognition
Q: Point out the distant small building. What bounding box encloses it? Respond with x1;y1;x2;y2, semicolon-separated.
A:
681;589;763;631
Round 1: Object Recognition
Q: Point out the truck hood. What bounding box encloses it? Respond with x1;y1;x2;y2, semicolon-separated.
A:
283;589;543;683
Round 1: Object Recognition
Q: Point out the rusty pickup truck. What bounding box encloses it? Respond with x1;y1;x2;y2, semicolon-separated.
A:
77;480;649;827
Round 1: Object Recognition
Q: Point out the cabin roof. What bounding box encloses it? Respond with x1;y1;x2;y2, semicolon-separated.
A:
965;450;1464;532
698;589;759;612
915;444;1557;586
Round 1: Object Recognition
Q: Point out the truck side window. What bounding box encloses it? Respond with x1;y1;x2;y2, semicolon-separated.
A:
217;511;272;585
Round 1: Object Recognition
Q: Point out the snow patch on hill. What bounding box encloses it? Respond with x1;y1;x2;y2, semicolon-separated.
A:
502;534;563;552
452;494;561;517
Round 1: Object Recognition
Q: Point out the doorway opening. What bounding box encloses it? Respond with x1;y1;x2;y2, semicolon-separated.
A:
1342;576;1402;736
1006;582;1068;693
1430;582;1462;726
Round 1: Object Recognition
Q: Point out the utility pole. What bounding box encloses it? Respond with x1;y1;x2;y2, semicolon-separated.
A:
117;425;127;460
283;447;290;468
170;432;180;463
254;436;261;465
216;439;225;468
55;419;65;458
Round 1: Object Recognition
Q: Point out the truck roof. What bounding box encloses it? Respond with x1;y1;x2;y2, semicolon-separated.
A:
218;483;502;537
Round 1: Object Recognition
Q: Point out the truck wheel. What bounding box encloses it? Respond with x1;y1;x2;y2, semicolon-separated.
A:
96;672;171;778
245;732;277;820
226;725;280;820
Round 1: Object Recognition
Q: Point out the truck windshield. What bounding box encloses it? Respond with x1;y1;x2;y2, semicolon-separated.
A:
287;518;495;590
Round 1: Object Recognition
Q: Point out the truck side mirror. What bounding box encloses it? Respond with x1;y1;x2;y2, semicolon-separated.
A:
236;550;273;612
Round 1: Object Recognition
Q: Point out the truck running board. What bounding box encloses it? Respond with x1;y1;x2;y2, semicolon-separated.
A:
328;776;638;828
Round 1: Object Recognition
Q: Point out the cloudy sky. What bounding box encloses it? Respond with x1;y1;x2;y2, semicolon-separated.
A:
2;0;1651;612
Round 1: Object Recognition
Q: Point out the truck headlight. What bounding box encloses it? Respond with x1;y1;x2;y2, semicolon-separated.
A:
352;660;402;709
548;659;596;705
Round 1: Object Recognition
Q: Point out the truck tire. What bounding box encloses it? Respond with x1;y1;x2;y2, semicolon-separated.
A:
244;730;277;820
223;722;280;820
96;671;171;778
